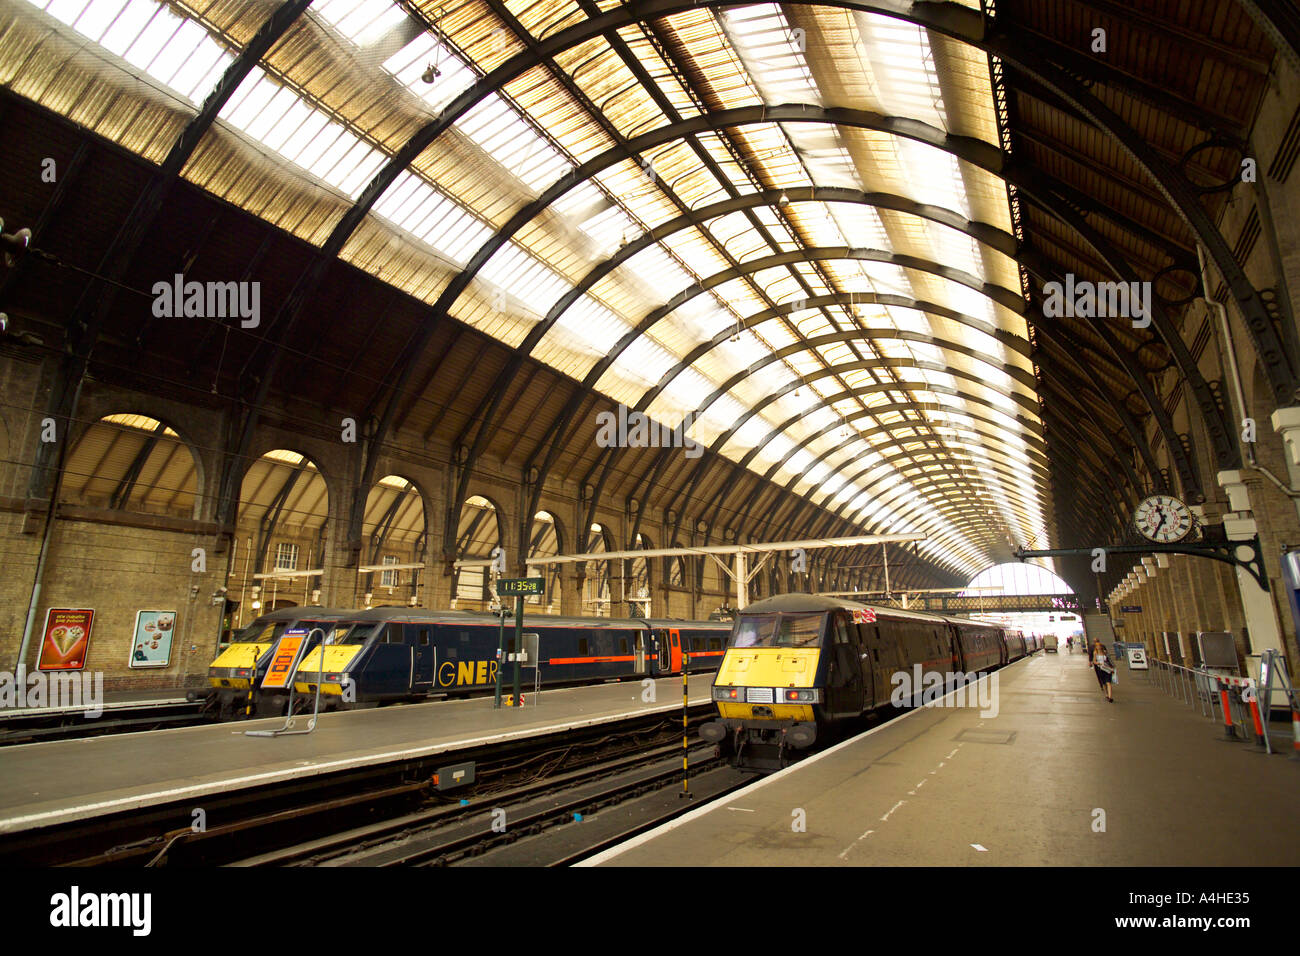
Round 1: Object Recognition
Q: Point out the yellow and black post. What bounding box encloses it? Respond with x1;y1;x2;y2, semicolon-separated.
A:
681;649;691;799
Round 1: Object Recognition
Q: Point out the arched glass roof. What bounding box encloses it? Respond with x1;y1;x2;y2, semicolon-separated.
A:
7;0;1052;578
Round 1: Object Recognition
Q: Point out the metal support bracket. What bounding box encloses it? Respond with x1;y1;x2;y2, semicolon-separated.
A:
1014;536;1269;592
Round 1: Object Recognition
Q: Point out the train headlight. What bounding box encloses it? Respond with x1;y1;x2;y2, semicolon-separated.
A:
783;689;818;703
712;686;740;701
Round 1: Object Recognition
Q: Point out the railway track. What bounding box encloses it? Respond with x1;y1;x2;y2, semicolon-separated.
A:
0;698;217;746
233;741;750;867
0;704;721;867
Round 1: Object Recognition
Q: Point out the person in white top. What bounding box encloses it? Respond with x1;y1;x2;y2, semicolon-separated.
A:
1092;640;1114;703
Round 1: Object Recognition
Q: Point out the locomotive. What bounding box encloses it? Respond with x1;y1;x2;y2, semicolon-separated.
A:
699;594;1024;770
205;607;349;716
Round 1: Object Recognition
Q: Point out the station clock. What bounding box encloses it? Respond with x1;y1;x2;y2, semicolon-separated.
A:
1133;494;1193;543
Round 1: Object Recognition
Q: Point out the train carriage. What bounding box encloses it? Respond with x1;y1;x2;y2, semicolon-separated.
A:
290;608;730;709
954;621;1004;673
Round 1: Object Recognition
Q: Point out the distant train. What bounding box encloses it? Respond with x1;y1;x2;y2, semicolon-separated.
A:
290;608;731;709
699;594;1036;770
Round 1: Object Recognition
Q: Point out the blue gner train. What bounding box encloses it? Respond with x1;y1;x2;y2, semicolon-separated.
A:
289;607;732;710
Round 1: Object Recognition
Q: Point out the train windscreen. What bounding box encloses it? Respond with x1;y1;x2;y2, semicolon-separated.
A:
728;612;825;648
327;623;379;645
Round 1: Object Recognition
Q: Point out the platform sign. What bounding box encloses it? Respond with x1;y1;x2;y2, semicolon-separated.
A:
37;608;94;671
498;577;545;598
129;610;177;668
1125;644;1148;670
1121;605;1142;613
260;628;309;689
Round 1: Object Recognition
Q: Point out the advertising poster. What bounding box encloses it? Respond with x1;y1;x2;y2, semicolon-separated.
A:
37;608;94;671
130;611;178;668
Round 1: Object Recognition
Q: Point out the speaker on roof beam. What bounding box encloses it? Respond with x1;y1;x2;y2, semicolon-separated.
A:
0;219;32;267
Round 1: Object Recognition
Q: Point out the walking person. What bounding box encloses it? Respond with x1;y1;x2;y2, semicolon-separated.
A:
1092;640;1115;702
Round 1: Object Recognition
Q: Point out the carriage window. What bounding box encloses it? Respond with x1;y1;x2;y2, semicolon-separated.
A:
620;638;629;655
419;628;430;646
833;618;850;644
709;637;721;650
578;637;590;656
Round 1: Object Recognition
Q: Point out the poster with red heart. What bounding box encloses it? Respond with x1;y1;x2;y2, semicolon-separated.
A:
37;608;94;671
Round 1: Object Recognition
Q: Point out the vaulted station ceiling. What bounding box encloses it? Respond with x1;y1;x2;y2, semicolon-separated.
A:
1;0;1295;595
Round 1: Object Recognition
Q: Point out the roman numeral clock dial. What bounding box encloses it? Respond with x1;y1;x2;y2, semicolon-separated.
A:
1133;495;1193;543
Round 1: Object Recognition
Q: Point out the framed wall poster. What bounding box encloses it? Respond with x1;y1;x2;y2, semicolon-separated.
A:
129;611;177;668
37;608;95;671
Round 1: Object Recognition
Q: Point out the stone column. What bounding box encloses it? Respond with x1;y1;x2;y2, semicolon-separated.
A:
1217;469;1284;674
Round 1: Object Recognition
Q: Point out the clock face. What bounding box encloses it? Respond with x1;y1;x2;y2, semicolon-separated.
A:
1134;495;1193;543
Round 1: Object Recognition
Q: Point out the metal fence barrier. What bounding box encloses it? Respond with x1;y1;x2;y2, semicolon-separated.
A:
1148;659;1296;755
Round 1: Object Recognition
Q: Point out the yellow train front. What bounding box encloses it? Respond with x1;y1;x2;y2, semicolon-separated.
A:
698;593;1006;771
699;594;849;770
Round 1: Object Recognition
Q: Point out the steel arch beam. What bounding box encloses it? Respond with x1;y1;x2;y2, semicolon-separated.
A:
1021;250;1204;503
1236;0;1300;74
651;343;1040;523
375;103;1017;555
760;446;1023;577
517;157;1225;538
729;411;1048;551
1014;171;1235;476
1039;404;1135;520
994;27;1297;404
705;403;1052;524
700;440;1049;555
1034;327;1164;490
1038;376;1143;503
27;0;316;506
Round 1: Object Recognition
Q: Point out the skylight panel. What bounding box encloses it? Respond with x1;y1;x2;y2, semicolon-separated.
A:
313;0;409;47
372;173;495;264
479;246;572;316
455;94;574;192
721;4;821;106
119;6;173;70
30;0;233;104
616;245;691;299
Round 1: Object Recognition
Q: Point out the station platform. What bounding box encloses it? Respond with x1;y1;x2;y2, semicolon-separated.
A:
0;676;710;837
583;652;1300;867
